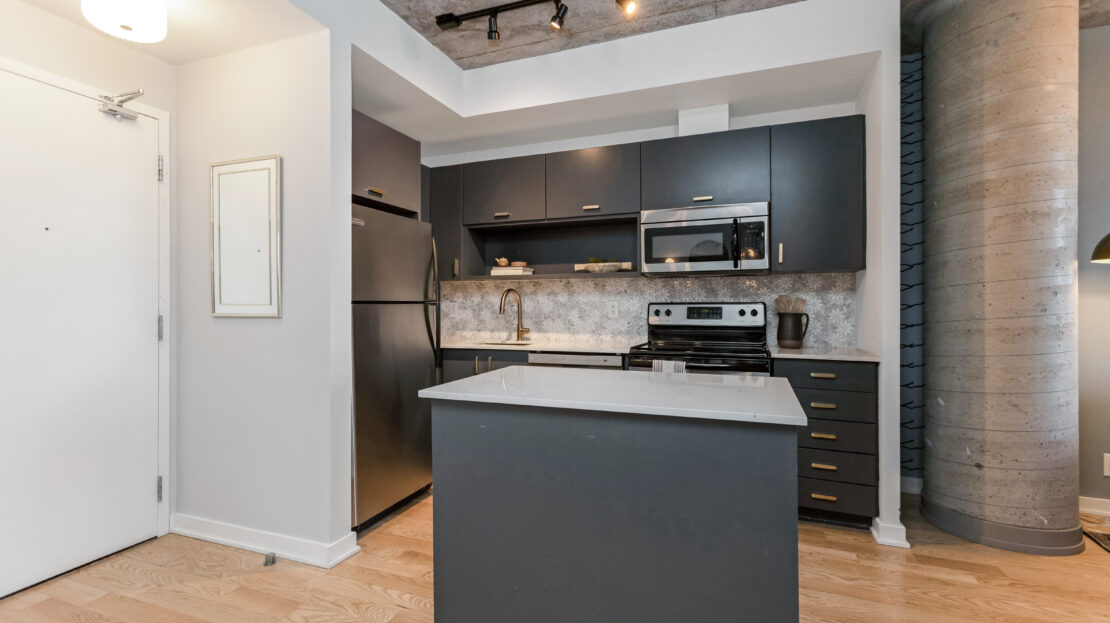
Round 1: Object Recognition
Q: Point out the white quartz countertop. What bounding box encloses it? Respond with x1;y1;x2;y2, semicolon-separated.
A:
418;366;807;426
441;338;639;355
769;346;881;362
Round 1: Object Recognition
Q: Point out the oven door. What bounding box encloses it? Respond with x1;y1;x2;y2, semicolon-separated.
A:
641;216;768;274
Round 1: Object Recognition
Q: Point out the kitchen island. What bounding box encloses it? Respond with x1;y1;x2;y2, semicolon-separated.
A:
418;366;807;623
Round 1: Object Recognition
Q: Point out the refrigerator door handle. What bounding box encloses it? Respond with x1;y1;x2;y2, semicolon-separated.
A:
425;237;442;383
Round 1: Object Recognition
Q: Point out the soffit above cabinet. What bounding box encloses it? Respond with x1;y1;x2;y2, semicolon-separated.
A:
379;0;803;70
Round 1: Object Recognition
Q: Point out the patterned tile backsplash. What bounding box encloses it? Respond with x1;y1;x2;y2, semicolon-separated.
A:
441;274;857;348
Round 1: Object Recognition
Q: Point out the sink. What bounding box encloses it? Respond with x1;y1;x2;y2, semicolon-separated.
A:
483;341;533;346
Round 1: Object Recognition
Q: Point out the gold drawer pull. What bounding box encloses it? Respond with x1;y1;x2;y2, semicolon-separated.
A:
488;356;493;370
474;356;479;374
779;242;783;264
810;463;839;472
365;187;385;196
810;402;837;410
810;432;837;440
692;195;714;202
811;493;838;502
493;211;511;218
582;204;600;211
810;372;837;379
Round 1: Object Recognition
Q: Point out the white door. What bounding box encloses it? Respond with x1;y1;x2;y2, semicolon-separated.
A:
0;67;160;597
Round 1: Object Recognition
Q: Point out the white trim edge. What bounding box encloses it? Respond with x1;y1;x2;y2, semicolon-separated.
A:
901;476;923;495
872;517;911;548
171;513;361;568
1080;496;1110;517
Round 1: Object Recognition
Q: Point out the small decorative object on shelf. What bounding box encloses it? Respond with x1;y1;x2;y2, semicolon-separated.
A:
575;258;632;273
491;265;534;276
495;257;509;267
773;295;809;349
510;261;528;267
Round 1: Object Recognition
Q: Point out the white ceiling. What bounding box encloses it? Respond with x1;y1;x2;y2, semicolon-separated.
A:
352;44;875;162
22;0;324;65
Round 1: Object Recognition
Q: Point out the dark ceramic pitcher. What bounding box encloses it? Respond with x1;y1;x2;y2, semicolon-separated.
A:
777;312;809;349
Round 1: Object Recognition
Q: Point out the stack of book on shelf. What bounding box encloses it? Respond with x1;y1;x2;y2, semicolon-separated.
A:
490;266;535;276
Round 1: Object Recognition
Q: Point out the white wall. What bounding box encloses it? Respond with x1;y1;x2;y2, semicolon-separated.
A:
173;30;351;551
1079;25;1110;501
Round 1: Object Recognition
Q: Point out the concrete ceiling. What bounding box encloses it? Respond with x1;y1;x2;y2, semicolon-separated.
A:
22;0;323;65
379;0;804;69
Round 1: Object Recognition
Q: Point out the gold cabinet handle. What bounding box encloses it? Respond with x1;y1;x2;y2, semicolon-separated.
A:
811;493;838;502
365;187;385;197
810;463;839;472
493;212;511;218
692;195;714;202
779;242;783;264
582;204;600;211
488;356;493;371
810;372;837;379
810;432;837;440
452;258;460;277
810;402;837;410
474;356;480;374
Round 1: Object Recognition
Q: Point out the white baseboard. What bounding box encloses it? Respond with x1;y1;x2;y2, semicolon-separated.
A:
901;476;923;495
1080;496;1110;517
171;513;360;569
872;516;911;548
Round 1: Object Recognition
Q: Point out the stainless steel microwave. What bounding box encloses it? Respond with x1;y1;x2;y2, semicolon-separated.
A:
640;202;769;275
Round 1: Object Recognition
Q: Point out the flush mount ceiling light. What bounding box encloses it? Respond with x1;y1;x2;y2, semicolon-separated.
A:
1092;232;1110;264
438;0;627;38
81;0;167;43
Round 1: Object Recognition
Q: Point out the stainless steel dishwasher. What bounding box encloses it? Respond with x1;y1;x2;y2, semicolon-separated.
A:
526;352;626;370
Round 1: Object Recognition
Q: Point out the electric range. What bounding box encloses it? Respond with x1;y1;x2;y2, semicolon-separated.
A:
628;302;772;375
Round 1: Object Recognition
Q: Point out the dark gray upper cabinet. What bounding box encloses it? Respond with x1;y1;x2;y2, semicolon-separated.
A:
352;110;421;213
770;115;865;273
545;144;640;219
461;155;546;225
429;165;463;281
640;127;770;211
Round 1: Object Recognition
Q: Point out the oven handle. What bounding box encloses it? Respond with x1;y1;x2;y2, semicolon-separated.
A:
731;219;739;269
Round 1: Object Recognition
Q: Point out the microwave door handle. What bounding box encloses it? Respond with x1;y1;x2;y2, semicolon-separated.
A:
731;219;740;269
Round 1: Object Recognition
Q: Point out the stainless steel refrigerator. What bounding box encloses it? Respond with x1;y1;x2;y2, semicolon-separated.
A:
351;203;439;529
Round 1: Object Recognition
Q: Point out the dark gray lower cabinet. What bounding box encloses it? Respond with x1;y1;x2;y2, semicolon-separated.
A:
461;155;546;225
774;357;878;523
441;349;529;383
640;126;770;211
770;115;866;273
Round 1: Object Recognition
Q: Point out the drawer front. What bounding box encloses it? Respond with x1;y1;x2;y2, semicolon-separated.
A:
797;419;876;454
798;448;877;486
794;388;876;424
774;359;877;392
798;478;877;517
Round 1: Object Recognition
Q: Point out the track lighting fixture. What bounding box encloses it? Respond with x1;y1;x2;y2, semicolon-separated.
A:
550;1;568;29
488;13;500;40
437;0;633;38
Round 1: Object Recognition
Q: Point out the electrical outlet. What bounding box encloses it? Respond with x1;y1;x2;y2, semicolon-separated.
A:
1104;453;1110;477
605;301;619;320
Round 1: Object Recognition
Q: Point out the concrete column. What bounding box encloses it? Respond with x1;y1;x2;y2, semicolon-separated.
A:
920;0;1083;555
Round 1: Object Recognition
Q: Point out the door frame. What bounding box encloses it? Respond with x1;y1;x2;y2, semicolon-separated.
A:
0;54;174;536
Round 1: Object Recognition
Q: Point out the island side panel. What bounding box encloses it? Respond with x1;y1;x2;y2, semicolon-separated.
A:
431;400;799;623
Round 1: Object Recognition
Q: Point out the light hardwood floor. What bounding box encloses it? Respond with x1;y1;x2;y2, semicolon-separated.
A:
1;495;1108;622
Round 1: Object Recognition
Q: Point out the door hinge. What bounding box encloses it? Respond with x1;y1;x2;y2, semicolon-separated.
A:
158;314;164;341
157;475;163;502
158;155;164;182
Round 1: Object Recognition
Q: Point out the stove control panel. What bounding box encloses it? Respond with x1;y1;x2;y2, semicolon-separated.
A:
648;302;766;327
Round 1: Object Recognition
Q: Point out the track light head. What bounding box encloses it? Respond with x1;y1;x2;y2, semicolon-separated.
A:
487;13;500;40
550;1;568;29
435;12;461;29
616;0;637;15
